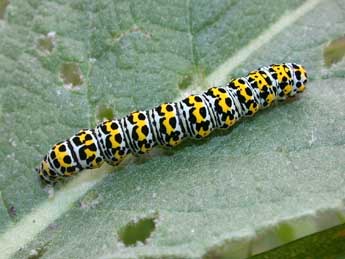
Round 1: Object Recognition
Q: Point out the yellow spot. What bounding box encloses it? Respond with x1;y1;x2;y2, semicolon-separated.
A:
54;144;70;168
283;85;293;95
209;87;237;127
232;79;252;103
266;93;275;105
161;104;175;135
131;112;152;153
188;96;211;137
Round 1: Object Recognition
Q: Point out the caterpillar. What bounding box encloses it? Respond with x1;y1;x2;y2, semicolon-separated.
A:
37;63;308;185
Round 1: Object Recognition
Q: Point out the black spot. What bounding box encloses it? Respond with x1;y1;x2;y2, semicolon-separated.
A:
67;166;75;173
285;66;291;76
115;133;122;143
225;97;232;108
142;125;149;136
128;114;134;123
166;104;173;112
245;87;252;96
282;76;287;82
173;135;179;141
105;136;112;148
206;88;214;96
260;91;269;100
189;113;196;124
218;88;226;93
79;147;87;160
237;94;246;104
111;122;118;130
238;78;245;84
155;105;163;116
63;156;72;164
87;154;96;164
138;113;146;120
280;82;288;89
250;81;258;88
194;96;202;102
53;159;60;168
132;126;139;140
264;76;272;85
50;151;56;159
59;145;67;152
88;143;97;152
100;124;107;133
200;107;207;118
118;150;124;156
203;120;210;130
85;134;92;141
295;71;301;80
228;81;236;89
215;101;222;113
73;137;82;146
96;157;102;164
159;119;167;134
296;82;301;88
169;117;177;128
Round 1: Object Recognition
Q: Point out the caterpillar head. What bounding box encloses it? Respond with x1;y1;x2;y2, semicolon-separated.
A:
37;141;80;185
290;63;308;94
270;63;308;100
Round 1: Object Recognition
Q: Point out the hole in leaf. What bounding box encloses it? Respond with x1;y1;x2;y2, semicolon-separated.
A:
8;204;16;219
178;73;193;90
324;36;345;67
27;242;50;259
118;215;157;246
78;190;101;209
0;0;9;19
178;66;207;90
59;62;83;89
96;105;114;120
37;32;56;54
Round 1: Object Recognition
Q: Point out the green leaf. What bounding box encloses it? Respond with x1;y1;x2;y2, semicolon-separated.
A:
0;0;344;258
251;223;345;259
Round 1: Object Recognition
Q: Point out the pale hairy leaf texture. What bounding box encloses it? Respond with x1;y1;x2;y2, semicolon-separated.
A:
0;0;344;258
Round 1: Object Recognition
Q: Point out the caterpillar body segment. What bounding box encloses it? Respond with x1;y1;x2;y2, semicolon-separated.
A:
38;63;308;184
